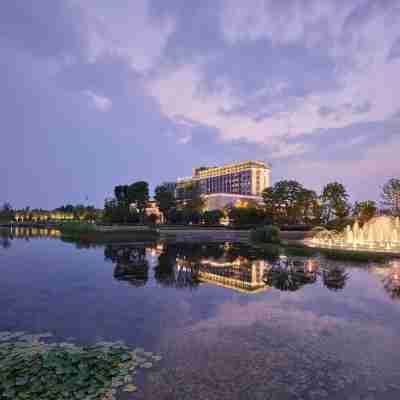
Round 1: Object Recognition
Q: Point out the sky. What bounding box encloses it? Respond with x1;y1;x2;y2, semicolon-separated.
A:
1;0;400;209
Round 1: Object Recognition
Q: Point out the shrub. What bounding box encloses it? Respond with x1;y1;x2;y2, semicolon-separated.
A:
59;221;95;235
251;225;281;244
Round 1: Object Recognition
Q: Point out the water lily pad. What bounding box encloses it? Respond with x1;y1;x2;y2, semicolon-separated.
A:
0;331;160;400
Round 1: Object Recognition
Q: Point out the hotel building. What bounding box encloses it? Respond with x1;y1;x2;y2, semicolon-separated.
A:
175;160;271;210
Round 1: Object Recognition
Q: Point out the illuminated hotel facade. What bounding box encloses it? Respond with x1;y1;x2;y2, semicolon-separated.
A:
175;160;271;210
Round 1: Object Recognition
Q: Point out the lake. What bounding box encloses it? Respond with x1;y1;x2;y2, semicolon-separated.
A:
1;228;400;399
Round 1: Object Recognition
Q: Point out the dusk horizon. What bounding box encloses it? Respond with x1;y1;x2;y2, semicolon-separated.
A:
2;0;400;209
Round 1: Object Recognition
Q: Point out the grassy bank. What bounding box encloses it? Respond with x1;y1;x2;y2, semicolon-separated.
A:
59;222;159;243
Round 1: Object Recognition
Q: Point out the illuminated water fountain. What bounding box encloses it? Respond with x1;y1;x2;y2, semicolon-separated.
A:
306;216;400;253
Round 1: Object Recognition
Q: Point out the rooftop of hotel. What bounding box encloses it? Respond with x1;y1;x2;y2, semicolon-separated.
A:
176;161;271;182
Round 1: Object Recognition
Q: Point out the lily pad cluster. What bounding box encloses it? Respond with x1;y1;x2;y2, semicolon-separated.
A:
0;331;161;400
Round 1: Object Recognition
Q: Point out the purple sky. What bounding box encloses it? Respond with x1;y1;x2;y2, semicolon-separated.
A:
2;0;400;209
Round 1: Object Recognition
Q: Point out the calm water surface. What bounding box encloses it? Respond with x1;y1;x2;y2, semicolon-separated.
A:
1;228;400;399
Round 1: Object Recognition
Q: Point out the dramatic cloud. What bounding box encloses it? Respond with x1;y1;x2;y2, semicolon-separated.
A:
148;1;400;149
1;0;399;207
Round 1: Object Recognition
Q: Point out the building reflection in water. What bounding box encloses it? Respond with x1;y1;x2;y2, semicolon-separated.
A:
0;227;61;249
10;227;61;239
194;257;268;293
1;229;376;296
103;243;355;293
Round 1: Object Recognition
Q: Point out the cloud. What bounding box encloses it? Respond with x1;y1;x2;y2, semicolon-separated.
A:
279;132;400;201
76;0;175;72
1;0;399;207
83;90;112;111
145;0;400;164
220;0;358;47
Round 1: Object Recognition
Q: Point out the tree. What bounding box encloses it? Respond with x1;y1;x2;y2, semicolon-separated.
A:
127;181;149;219
381;178;400;215
73;204;87;220
202;210;224;225
262;180;317;224
296;188;321;224
228;206;266;227
179;183;204;224
0;202;14;222
112;181;149;223
103;198;139;224
55;204;74;213
155;185;176;224
114;185;129;205
184;183;204;214
321;182;350;223
353;201;377;224
168;208;185;224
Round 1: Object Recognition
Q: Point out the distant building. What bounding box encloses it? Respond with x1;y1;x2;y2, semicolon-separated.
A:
174;160;271;210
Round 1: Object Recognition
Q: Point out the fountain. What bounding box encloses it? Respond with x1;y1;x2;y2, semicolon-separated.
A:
307;216;400;253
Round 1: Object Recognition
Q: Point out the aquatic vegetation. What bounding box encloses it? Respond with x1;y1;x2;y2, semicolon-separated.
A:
0;331;161;400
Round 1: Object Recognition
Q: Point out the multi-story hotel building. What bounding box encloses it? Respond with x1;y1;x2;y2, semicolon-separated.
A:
175;160;271;210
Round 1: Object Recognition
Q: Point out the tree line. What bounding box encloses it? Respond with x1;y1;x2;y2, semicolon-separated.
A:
2;177;400;227
101;177;400;227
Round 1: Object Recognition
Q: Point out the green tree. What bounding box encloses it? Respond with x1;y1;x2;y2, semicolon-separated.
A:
0;202;14;222
353;200;377;224
202;210;224;225
263;180;314;224
114;185;129;205
168;208;185;224
184;183;204;213
179;183;204;224
55;204;74;213
155;185;176;224
127;181;149;218
73;204;87;220
321;182;350;223
381;178;400;215
228;206;266;227
103;198;139;224
296;189;321;224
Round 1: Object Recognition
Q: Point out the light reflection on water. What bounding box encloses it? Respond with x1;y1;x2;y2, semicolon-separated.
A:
1;228;400;399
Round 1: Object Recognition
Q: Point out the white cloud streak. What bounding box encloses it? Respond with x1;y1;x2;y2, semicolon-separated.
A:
146;1;400;158
83;90;112;111
76;0;175;72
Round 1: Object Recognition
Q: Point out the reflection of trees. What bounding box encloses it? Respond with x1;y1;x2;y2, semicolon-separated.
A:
104;245;149;287
322;266;349;291
383;269;400;300
154;244;200;289
0;229;12;249
264;259;318;292
154;251;176;287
